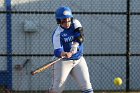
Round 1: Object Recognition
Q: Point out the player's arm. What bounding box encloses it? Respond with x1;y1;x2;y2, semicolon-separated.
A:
53;32;72;58
74;27;85;44
70;19;85;54
53;48;72;58
53;29;63;58
73;19;85;44
70;27;85;54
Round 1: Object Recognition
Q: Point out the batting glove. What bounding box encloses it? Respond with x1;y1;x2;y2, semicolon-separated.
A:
70;42;79;54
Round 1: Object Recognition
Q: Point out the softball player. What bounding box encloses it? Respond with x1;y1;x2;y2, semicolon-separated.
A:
49;6;93;93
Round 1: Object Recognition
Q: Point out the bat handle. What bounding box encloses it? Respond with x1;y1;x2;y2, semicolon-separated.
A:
31;71;36;75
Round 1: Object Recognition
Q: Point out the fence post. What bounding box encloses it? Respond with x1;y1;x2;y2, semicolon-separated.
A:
126;0;131;92
6;0;12;90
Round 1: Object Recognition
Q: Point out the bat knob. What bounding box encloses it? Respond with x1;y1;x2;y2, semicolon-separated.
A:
31;71;35;75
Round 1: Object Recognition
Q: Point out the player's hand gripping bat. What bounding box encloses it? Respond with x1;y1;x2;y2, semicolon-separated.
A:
31;57;64;75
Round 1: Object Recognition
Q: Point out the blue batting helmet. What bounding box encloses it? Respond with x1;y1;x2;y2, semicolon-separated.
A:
55;6;73;20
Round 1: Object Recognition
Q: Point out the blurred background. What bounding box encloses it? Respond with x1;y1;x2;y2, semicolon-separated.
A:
0;0;140;93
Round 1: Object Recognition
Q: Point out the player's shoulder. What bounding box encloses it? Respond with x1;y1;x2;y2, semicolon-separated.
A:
54;26;63;34
72;19;82;28
73;19;81;24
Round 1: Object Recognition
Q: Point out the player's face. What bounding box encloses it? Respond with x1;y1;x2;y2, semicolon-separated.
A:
60;18;71;29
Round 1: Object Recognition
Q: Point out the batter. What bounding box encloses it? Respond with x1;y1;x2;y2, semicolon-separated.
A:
49;6;93;93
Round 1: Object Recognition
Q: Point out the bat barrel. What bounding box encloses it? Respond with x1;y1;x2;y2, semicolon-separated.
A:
30;57;63;75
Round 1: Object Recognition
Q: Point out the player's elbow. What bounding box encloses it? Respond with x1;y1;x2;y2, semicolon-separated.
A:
54;48;63;57
74;27;85;44
75;35;85;43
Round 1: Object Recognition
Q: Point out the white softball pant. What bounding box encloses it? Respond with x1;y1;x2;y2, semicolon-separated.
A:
49;56;93;93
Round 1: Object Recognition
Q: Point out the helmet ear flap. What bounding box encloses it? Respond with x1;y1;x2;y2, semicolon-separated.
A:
56;19;61;24
71;18;73;23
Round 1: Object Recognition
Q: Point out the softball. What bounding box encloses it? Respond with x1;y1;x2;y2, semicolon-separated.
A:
114;77;122;86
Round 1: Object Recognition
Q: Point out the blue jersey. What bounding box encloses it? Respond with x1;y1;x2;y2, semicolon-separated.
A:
52;19;83;60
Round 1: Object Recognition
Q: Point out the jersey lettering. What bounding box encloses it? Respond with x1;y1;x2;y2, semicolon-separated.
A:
64;36;74;42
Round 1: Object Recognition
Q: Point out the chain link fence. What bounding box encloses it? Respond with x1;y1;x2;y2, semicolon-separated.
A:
0;0;140;93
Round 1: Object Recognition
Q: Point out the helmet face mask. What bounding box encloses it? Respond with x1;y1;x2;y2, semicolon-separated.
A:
55;6;73;24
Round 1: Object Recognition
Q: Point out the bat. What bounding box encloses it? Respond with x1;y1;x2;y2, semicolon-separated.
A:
31;57;63;75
